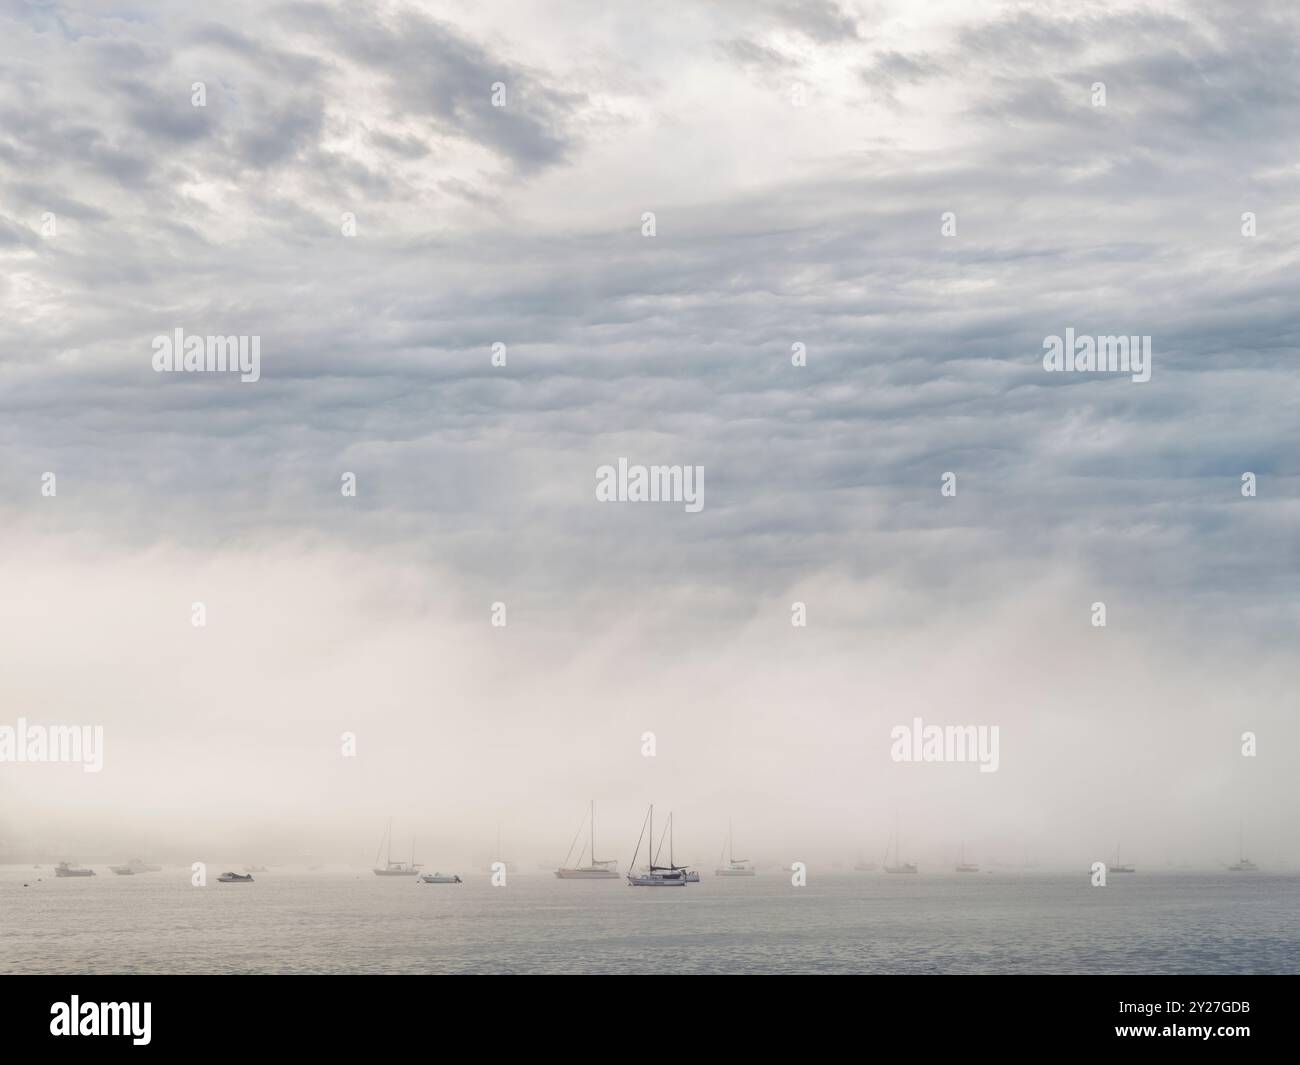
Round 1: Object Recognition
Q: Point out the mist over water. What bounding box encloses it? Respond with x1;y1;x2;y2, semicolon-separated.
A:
0;529;1292;873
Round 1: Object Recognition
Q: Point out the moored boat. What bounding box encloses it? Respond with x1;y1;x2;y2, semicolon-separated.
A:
555;800;620;879
373;818;421;876
884;814;917;873
714;819;756;877
626;804;693;886
110;858;162;876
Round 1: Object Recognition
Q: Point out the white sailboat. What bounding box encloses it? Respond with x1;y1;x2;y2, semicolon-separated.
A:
955;842;979;873
555;800;620;878
715;819;756;876
626;804;692;886
1228;820;1258;872
884;814;917;874
372;818;421;876
1110;844;1135;874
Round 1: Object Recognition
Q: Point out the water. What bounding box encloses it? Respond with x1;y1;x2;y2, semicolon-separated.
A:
3;867;1297;974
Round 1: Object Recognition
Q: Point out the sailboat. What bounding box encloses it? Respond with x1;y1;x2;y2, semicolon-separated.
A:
1110;845;1135;874
372;818;421;876
555;800;620;879
626;805;692;886
715;819;756;876
884;814;917;874
955;842;979;873
1228;821;1259;872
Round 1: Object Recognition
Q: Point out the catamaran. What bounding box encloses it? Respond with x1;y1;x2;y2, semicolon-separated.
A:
884;815;917;874
372;818;421;876
54;861;95;877
715;819;756;876
555;800;620;878
627;804;692;886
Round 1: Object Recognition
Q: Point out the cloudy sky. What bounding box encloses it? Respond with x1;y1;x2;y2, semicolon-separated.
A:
1;0;1297;870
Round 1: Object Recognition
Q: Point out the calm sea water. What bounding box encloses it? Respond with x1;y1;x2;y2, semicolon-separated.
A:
3;866;1297;974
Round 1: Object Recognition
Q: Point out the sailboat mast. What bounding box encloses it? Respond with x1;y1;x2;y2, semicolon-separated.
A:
590;799;595;860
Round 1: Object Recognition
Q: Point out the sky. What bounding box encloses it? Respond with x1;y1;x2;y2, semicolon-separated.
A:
0;0;1297;872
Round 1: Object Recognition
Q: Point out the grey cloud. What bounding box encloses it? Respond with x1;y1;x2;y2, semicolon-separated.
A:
277;1;586;173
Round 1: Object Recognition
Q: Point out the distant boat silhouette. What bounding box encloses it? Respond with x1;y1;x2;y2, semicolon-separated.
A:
715;819;756;877
1229;820;1258;871
110;858;161;875
884;814;917;874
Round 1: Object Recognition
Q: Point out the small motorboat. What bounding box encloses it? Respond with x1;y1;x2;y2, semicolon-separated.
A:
217;871;254;882
418;873;462;884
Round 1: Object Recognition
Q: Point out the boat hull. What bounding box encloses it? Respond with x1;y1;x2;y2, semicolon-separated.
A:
419;875;462;883
884;866;918;874
715;868;755;877
55;868;95;877
373;868;419;876
627;876;687;886
555;868;620;879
